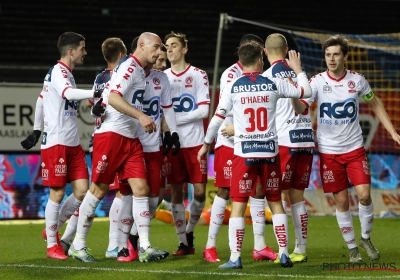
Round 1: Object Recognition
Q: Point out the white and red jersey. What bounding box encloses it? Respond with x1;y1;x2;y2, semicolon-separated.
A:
215;61;243;149
264;60;315;148
96;55;146;139
41;61;80;149
310;69;371;154
88;68;113;130
217;72;307;158
136;69;173;152
164;64;210;148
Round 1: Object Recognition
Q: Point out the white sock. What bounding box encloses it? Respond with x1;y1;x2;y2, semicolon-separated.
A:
229;217;245;262
108;197;122;251
45;199;60;248
149;197;159;218
171;203;187;245
117;195;133;251
250;197;266;250
206;195;228;248
273;214;289;258
72;191;100;250
186;199;205;233
133;196;151;250
359;202;374;239
58;194;82;230
291;201;308;254
61;208;79;243
130;222;138;236
336;209;356;249
282;200;287;213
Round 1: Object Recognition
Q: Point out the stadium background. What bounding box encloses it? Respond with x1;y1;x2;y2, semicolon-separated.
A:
0;0;399;219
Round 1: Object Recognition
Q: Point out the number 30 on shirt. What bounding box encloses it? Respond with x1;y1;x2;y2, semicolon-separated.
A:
244;107;268;132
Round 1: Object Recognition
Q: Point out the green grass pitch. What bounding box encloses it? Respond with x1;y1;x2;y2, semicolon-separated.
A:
0;215;399;279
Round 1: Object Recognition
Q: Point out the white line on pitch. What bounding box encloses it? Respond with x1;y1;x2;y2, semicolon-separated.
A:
0;264;399;279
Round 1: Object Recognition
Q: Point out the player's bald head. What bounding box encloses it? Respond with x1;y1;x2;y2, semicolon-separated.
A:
265;33;288;56
138;32;162;47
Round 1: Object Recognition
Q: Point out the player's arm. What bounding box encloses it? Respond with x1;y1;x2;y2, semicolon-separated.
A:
291;99;309;114
108;92;156;133
365;93;400;144
285;50;312;99
175;104;209;125
21;94;43;150
63;88;102;101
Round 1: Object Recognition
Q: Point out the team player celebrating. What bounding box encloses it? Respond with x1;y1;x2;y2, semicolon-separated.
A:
68;32;169;263
115;37;179;262
306;35;400;263
203;34;277;263
198;43;312;269
163;31;210;256
37;32;103;259
263;33;314;263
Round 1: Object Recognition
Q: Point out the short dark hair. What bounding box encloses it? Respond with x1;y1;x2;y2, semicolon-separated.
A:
57;32;85;57
322;35;349;56
102;38;127;64
164;31;188;48
131;36;139;53
238;42;263;67
240;34;263;46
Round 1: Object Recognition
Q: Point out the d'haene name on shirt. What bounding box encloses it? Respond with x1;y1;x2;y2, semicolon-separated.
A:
240;95;269;104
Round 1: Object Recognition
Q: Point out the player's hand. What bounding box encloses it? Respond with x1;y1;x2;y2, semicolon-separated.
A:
221;124;234;138
171;132;180;156
197;143;210;163
91;98;105;117
93;88;103;98
139;114;156;134
391;133;400;145
162;131;172;155
286;50;302;74
21;130;42;150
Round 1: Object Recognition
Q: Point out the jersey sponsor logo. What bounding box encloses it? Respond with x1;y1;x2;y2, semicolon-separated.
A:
41;132;47;145
323;83;332;93
131;89;145;107
286;118;311;125
319;98;358;124
232;83;276;93
172;93;197;113
245;157;276;166
41;162;48;180
238;132;275;140
55;157;67;177
273;70;296;79
241;140;275;154
266;177;280;190
275;224;287;248
239;179;252;193
223;166;231;179
288;148;313;155
64;100;78;117
142;96;160;120
289;129;314;143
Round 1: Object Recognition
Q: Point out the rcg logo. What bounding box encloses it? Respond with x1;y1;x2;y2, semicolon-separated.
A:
131;89;145;105
172;93;197;113
143;96;160;120
320;98;357;122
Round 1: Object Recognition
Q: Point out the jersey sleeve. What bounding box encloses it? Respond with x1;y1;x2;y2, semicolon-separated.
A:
109;64;144;97
195;69;210;106
358;75;372;97
51;67;74;99
309;76;319;102
160;74;173;108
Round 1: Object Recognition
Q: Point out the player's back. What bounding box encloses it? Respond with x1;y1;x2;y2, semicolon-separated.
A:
215;62;243;149
41;62;80;149
264;60;314;148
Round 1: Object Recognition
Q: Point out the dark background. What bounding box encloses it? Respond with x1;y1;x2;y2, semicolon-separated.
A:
0;0;399;85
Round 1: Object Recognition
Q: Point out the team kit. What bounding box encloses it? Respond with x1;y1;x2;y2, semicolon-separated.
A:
20;31;398;269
